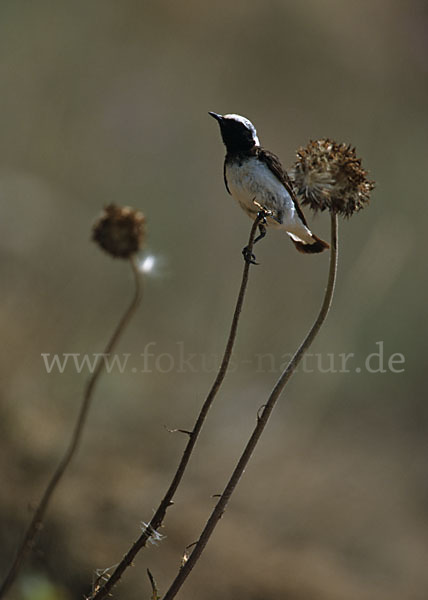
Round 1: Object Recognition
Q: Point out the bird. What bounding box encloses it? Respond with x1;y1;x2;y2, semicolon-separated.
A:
209;112;329;255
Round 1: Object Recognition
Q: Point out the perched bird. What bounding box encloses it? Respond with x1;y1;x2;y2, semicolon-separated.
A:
209;112;329;254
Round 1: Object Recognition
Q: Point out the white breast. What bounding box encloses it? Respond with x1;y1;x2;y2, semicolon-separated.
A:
225;156;315;244
225;157;296;228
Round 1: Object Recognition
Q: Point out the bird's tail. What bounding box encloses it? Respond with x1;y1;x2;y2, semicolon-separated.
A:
292;234;330;254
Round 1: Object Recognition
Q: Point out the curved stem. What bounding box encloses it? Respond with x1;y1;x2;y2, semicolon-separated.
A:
0;258;142;599
90;216;263;600
162;212;338;600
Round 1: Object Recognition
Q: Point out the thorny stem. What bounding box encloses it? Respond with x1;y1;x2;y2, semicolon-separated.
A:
161;212;338;600
89;214;263;600
0;259;142;600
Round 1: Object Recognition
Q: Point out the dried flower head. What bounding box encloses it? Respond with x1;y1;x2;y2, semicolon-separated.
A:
291;139;375;217
92;204;146;258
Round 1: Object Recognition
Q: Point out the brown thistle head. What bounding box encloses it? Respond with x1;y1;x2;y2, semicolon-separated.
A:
291;139;375;217
92;204;146;258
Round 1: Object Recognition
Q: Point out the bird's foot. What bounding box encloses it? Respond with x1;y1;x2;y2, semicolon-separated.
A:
242;245;259;265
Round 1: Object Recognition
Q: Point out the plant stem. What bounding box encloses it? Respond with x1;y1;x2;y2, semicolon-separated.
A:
0;258;142;600
161;212;338;600
90;215;263;600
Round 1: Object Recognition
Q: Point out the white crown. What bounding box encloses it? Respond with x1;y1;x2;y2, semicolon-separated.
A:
223;114;260;146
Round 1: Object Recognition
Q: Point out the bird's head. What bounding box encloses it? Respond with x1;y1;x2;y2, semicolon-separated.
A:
209;112;260;153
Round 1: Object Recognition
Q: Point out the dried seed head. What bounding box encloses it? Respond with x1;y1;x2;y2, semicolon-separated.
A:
291;139;375;217
92;204;146;258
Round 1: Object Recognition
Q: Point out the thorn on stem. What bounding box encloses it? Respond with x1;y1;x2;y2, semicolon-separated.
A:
257;404;267;421
164;426;193;436
181;541;198;568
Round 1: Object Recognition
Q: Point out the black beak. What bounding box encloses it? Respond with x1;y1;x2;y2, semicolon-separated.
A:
208;111;223;122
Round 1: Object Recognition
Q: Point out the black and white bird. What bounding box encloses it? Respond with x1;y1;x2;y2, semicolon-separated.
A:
209;112;329;254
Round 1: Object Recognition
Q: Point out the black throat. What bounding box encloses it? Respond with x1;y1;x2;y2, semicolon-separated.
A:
218;120;257;155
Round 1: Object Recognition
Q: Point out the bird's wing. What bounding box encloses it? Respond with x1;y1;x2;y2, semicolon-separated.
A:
223;159;231;195
257;148;308;227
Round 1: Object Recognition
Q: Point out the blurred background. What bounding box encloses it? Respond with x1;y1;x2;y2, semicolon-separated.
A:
1;1;427;599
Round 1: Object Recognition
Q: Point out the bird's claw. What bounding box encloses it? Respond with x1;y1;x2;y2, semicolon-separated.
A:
242;245;259;265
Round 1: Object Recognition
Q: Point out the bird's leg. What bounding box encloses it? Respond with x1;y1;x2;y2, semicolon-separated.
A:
254;222;266;245
242;208;270;265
